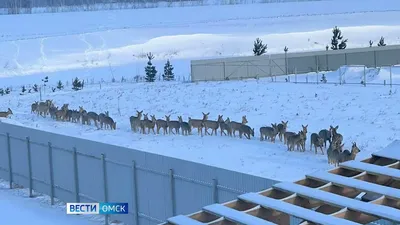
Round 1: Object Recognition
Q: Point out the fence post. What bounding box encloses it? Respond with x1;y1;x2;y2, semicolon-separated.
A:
39;87;42;101
339;67;342;85
363;66;366;87
390;66;393;89
73;147;80;203
222;62;226;80
212;179;218;203
26;137;33;197
48;142;54;205
169;169;176;216
294;68;297;84
326;53;329;71
285;52;288;75
190;63;193;82
6;133;12;189
246;62;249;78
131;161;139;225
101;154;109;225
269;57;272;77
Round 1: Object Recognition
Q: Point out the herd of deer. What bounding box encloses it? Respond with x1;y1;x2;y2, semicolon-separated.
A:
0;105;360;167
30;100;117;129
129;110;361;166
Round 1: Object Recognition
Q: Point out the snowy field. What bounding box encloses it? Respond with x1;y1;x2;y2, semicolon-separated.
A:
2;0;400;86
1;0;400;185
1;75;399;182
0;179;110;225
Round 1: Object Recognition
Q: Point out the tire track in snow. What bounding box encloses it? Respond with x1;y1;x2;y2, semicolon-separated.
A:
98;33;109;66
99;34;106;49
40;38;48;71
11;41;24;74
79;33;93;74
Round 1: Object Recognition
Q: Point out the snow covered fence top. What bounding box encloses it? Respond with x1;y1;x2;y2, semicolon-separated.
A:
161;140;400;225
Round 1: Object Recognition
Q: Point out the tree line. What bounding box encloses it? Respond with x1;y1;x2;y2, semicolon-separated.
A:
1;0;201;8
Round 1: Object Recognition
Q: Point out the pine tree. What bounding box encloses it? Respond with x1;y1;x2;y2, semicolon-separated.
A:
320;74;327;83
42;76;49;87
338;39;347;50
253;38;267;56
72;77;83;91
331;26;347;50
162;59;175;81
57;80;64;90
144;52;157;82
378;36;386;46
32;84;38;92
21;85;26;94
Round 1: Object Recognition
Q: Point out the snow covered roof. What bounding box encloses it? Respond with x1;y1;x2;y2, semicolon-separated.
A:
162;141;400;225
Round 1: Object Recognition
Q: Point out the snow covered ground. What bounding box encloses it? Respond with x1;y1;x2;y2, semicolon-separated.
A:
1;0;400;184
0;180;109;225
2;0;400;85
1;75;399;182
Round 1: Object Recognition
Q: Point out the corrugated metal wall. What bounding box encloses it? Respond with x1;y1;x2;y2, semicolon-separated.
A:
0;122;278;225
191;45;400;82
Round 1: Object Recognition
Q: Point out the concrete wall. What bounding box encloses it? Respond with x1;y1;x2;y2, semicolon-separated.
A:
191;45;400;82
0;122;278;225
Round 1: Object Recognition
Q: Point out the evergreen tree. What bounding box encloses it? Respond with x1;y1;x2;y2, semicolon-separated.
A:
57;80;64;90
144;53;157;82
42;76;49;87
331;26;347;50
32;84;38;92
320;74;327;83
72;77;83;91
0;88;3;96
21;85;26;94
369;40;373;47
378;36;386;46
253;38;267;56
162;59;175;81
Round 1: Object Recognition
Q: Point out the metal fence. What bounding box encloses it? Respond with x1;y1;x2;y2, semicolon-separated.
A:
268;65;399;89
190;45;400;82
0;122;278;225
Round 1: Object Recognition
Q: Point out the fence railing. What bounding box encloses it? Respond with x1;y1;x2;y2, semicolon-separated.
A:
191;45;400;82
272;65;398;89
0;122;278;225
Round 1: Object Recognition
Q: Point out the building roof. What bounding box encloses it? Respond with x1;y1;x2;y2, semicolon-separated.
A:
163;140;400;225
